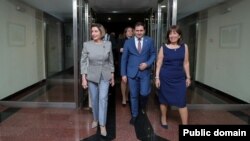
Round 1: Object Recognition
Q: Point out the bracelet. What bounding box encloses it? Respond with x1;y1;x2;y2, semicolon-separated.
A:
155;77;159;79
186;77;191;79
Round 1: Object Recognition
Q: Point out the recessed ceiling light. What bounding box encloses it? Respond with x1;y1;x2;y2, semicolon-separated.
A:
128;17;132;20
108;17;111;20
161;5;166;8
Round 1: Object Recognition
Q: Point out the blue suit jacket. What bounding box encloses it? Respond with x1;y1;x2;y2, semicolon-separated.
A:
121;36;156;78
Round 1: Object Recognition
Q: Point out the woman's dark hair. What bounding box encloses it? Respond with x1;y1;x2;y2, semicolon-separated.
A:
91;23;106;38
166;25;182;45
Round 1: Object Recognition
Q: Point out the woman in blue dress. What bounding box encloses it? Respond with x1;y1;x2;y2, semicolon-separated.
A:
155;25;191;128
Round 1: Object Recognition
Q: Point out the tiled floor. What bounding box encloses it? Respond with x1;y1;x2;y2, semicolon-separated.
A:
0;73;249;141
0;102;249;141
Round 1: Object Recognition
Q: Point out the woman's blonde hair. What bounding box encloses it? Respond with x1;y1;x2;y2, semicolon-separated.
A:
91;23;106;39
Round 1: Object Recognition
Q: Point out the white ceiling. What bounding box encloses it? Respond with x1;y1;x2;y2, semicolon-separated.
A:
20;0;228;20
178;0;227;19
89;0;157;13
21;0;72;20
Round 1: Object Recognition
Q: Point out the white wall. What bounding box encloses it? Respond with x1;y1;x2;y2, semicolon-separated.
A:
196;0;250;103
0;0;45;99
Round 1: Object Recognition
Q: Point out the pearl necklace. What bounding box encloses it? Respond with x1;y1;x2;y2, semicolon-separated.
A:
171;46;180;51
166;44;180;51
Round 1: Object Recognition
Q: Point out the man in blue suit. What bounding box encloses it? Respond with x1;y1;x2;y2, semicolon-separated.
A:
121;22;156;125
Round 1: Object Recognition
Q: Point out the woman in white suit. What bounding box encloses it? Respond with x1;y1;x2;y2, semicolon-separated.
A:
81;23;115;137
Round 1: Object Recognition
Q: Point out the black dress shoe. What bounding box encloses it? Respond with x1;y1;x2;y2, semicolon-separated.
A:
160;121;168;129
122;103;126;107
161;124;168;129
100;134;108;140
141;108;146;114
130;117;136;125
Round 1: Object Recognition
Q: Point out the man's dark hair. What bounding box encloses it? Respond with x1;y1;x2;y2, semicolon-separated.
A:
134;22;145;29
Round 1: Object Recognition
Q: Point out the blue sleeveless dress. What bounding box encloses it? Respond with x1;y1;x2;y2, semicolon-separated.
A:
159;44;186;108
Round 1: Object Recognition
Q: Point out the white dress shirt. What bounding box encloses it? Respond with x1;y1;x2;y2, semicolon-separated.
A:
135;37;143;50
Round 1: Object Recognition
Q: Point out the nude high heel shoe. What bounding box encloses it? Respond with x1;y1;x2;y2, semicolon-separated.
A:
91;121;98;128
100;126;107;137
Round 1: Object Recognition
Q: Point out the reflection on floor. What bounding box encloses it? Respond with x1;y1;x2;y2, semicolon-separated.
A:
0;72;249;141
2;71;75;102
